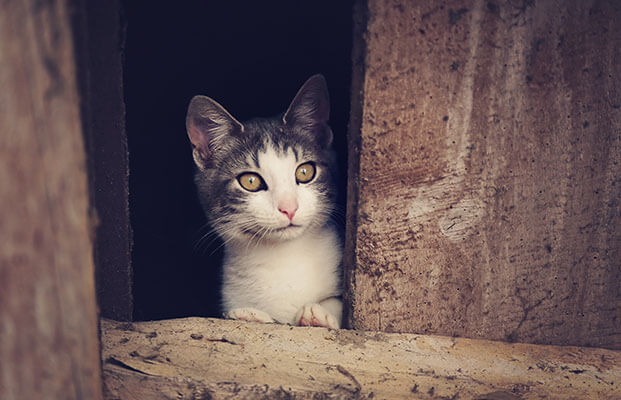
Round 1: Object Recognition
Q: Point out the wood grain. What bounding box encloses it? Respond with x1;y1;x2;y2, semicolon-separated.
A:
345;0;621;349
0;1;102;399
101;317;621;399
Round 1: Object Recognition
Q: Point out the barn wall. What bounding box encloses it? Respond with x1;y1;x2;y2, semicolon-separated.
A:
0;1;103;399
345;0;620;349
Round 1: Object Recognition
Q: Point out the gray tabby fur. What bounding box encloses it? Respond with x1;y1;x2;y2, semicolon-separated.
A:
186;75;343;328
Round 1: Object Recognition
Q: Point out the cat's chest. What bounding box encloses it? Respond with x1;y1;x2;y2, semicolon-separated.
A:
253;240;327;283
224;227;341;293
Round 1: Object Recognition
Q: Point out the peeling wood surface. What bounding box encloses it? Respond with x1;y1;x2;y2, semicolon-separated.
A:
345;0;621;349
0;1;102;399
101;318;620;399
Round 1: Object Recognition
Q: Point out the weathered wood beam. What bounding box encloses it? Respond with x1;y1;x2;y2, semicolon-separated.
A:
0;0;102;399
345;0;621;349
101;318;620;399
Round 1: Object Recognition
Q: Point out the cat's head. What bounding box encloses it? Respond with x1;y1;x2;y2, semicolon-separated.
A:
186;75;337;244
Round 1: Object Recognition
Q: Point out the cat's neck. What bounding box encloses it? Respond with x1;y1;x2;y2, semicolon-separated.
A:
224;224;330;255
222;222;341;276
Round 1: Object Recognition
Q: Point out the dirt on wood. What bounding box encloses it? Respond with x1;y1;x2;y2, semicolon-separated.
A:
101;317;621;399
345;0;621;350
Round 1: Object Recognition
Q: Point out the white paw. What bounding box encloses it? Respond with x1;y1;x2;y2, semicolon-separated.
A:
223;307;275;324
295;303;339;329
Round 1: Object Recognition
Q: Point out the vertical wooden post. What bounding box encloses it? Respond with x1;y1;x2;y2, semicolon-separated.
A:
0;1;103;399
74;0;133;321
345;0;621;349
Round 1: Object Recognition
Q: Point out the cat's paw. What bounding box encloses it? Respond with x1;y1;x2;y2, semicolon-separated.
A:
295;303;339;329
224;308;275;324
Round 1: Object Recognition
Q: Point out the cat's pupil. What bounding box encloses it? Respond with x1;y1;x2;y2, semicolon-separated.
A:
295;162;316;184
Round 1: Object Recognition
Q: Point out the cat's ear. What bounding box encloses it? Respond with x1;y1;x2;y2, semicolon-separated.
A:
186;95;244;169
283;74;332;148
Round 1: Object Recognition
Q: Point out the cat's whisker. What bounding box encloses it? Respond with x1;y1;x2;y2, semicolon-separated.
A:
207;240;226;257
329;214;347;230
245;226;263;252
257;225;272;246
193;229;220;252
197;218;254;256
208;225;247;256
195;221;213;235
322;205;347;227
193;221;236;255
252;224;272;247
194;236;215;255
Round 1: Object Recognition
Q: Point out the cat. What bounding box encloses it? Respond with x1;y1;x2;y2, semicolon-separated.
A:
186;75;343;329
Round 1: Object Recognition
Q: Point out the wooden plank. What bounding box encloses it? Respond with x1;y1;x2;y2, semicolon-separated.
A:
345;0;621;349
73;0;133;321
0;1;102;399
101;317;620;399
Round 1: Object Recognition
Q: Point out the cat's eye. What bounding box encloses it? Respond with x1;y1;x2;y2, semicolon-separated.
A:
237;172;266;192
295;162;316;184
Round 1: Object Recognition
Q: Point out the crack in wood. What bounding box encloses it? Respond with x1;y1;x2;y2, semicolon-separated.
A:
335;364;362;393
105;357;151;376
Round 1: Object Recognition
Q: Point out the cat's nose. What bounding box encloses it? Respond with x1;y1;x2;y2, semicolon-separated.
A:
278;201;298;221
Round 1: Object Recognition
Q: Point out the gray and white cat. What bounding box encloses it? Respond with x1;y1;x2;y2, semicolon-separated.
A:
186;75;343;328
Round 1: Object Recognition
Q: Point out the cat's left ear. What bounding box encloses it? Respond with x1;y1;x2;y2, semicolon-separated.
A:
186;95;244;169
283;74;332;148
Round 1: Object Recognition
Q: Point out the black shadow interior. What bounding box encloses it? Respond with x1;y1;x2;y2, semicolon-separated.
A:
122;1;353;320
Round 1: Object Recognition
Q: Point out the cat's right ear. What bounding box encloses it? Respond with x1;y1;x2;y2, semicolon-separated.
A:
283;74;332;148
186;95;244;169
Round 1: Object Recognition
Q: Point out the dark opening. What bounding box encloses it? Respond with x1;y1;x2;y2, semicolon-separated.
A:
122;1;354;320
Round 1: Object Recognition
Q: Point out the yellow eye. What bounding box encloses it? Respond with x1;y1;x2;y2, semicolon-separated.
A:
295;162;316;184
237;172;266;192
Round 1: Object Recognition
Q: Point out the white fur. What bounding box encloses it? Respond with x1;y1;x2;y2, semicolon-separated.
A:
221;145;342;327
222;225;342;325
244;145;320;240
296;299;342;329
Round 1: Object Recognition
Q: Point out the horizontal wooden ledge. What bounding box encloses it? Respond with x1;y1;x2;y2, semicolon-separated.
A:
101;317;620;399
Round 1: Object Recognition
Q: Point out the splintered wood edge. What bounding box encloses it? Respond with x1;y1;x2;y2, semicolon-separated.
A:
100;317;620;399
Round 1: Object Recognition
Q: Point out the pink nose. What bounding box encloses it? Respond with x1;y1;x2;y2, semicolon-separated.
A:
278;201;298;221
